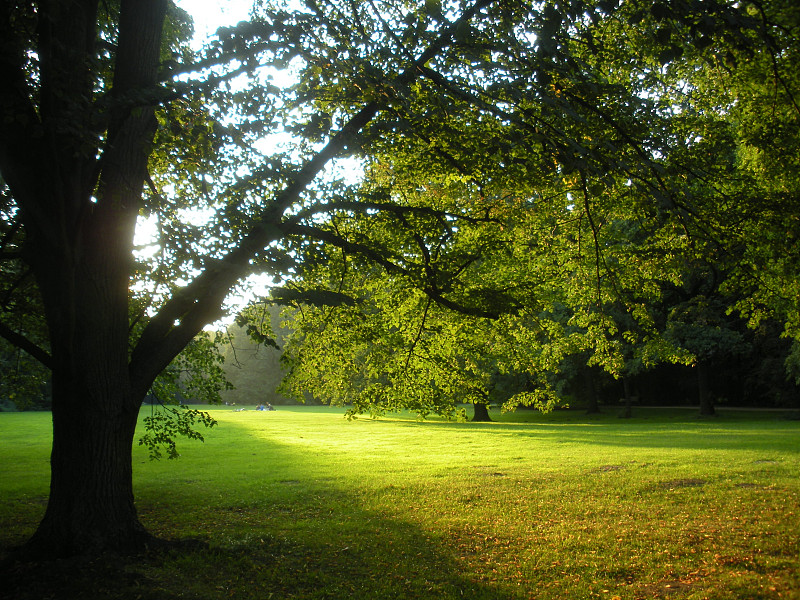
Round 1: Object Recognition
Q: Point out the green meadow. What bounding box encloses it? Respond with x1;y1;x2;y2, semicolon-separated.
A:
1;406;799;599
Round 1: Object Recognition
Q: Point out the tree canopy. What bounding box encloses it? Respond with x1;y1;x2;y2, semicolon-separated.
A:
270;0;800;419
0;0;798;556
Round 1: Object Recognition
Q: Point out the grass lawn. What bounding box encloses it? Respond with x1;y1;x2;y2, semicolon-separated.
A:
1;405;799;599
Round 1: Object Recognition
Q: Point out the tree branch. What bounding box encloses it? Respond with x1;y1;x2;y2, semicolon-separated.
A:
291;198;503;227
0;320;52;369
281;221;500;319
128;0;501;390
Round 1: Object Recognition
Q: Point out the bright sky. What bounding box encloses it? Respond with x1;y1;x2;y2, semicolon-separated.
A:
134;2;264;328
176;0;254;44
137;1;363;329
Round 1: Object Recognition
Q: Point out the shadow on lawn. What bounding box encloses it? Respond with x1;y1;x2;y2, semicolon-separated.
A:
2;521;494;600
3;408;798;599
0;419;511;600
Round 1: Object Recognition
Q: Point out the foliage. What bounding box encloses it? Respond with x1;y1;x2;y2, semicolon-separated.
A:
0;177;49;409
0;0;794;418
666;295;748;362
0;342;50;410
275;0;800;417
137;404;217;460
135;331;231;459
149;331;234;407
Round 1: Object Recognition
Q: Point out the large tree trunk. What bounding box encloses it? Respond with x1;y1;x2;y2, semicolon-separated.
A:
25;388;151;558
22;233;154;557
12;0;170;559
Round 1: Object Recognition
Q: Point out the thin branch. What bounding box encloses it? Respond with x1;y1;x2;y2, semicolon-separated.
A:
226;330;243;368
291;198;503;227
0;267;33;309
580;171;603;306
366;0;416;63
404;296;432;371
0;218;23;254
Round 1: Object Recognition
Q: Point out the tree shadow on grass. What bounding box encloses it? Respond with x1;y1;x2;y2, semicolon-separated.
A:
154;515;495;600
4;408;797;599
0;417;513;600
2;518;499;600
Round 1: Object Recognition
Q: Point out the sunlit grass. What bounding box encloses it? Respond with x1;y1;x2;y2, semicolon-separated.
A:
1;405;799;599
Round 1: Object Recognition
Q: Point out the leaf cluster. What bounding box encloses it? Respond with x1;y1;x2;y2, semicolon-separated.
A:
138;404;218;460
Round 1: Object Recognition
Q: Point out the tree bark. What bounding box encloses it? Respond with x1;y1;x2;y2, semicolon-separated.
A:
25;390;151;558
621;377;633;419
8;0;169;558
472;401;492;422
22;236;155;557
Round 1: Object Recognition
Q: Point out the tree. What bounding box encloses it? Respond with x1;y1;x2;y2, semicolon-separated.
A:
274;166;557;421
276;0;800;420
0;0;504;557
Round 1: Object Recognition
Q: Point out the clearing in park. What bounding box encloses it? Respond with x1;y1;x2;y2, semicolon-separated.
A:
1;405;798;600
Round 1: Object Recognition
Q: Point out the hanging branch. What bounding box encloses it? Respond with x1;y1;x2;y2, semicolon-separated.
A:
404;296;433;372
580;170;604;307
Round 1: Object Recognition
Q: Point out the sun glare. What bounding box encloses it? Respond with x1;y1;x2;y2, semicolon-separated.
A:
176;0;253;46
